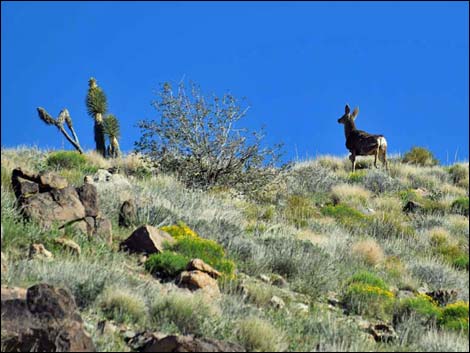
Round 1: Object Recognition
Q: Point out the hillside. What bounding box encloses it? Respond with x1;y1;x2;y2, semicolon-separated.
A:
1;147;469;352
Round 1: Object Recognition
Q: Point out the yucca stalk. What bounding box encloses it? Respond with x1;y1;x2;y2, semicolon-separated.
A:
86;77;108;157
37;107;84;154
103;114;121;158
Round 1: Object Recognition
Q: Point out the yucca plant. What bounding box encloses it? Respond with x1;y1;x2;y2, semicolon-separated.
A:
37;107;84;154
86;77;108;157
103;114;121;158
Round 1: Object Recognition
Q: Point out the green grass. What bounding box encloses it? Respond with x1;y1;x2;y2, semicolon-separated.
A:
145;251;189;278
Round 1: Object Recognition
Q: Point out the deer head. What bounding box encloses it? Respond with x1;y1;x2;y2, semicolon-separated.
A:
337;104;359;125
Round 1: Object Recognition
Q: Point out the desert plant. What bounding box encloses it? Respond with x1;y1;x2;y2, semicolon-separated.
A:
438;301;469;332
451;197;469;216
402;147;439;166
86;77;108;157
103;114;121;158
37;107;83;154
135;81;283;191
46;151;89;170
145;251;189;279
394;293;442;326
99;287;147;324
237;316;286;352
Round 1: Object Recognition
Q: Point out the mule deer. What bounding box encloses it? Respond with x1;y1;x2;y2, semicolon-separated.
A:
337;104;388;172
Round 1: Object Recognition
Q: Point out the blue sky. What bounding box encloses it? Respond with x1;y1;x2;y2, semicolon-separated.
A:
2;1;468;164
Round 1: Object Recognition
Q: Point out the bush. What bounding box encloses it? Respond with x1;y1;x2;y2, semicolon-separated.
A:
150;291;219;335
46;151;89;170
99;288;147;324
394;294;441;326
451;197;469;216
448;164;468;185
348;271;389;290
452;255;469;271
161;222;235;277
402;147;439;166
135;81;283;191
342;282;395;319
237;317;286;352
145;251;189;278
284;195;318;228
351;239;384;266
438;301;469;332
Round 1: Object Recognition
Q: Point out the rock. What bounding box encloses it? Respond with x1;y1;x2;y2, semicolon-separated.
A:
269;295;285;309
291;302;309;314
95;216;113;244
258;274;270;283
55;237;81;256
426;289;458;306
368;323;397;343
403;200;423;214
120;225;175;255
76;183;99;217
141;334;245;352
97;320;117;336
119;200;136;228
187;259;221;279
89;169;131;188
177;270;220;295
1;286;27;301
1;283;95;352
126;331;164;351
271;274;288;288
29;243;53;260
38;171;69;190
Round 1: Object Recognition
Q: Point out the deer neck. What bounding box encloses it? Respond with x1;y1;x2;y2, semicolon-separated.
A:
344;120;357;140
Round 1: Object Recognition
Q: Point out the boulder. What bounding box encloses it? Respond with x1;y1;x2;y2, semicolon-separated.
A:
11;168;112;242
55;237;81;256
119;200;136;228
1;283;95;352
271;274;288;288
403;200;423;214
269;295;285;310
76;183;99;217
29;243;53;260
177;270;220;296
120;225;175;255
141;334;245;352
1;286;27;301
187;258;221;279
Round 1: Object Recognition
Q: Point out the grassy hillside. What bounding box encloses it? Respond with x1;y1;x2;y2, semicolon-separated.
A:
1;147;469;352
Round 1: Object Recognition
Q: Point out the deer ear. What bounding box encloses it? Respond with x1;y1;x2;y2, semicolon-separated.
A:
351;107;359;120
345;104;351;114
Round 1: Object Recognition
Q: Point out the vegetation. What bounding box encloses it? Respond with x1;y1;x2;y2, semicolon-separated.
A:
86;77;108;157
1;142;469;352
135;81;284;191
402;146;439;166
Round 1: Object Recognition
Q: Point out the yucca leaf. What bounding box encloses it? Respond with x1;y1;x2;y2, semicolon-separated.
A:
103;114;121;139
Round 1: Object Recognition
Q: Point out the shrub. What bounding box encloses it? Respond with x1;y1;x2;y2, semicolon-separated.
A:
448;164;468;185
452;255;469;271
161;221;198;240
348;271;388;290
438;301;469;332
46;151;89;170
145;252;189;278
330;184;371;208
284;195;318;228
321;204;366;225
351;239;384;266
451;197;469;216
342;282;395;319
394;294;441;326
99;288;147;324
135;81;283;191
348;170;367;183
237;317;286;352
402;147;439;166
150;291;220;335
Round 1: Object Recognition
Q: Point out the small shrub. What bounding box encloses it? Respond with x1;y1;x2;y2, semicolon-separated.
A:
342;282;395;319
438;301;469;332
321;204;366;225
452;255;469;271
99;288;147;324
237;317;286;352
161;221;198;240
402;147;439;166
46;151;88;170
348;170;366;183
150;291;220;335
348;271;388;290
284;195;318;228
394;293;441;326
330;184;371;208
351;239;384;266
368;212;415;238
451;197;469;216
145;252;189;278
448;164;468;185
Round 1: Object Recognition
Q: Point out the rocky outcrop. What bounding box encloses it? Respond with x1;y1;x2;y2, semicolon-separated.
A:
119;200;136;228
11;168;112;242
120;225;175;254
134;333;245;352
186;258;221;279
1;283;95;352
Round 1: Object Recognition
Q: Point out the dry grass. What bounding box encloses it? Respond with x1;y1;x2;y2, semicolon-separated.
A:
237;316;287;352
85;150;112;169
351;239;384;266
331;183;372;208
428;227;451;246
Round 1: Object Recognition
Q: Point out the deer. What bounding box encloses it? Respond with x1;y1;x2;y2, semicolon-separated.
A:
337;104;388;172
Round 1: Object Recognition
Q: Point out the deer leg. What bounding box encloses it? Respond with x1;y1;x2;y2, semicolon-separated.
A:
374;148;379;168
349;152;356;173
379;149;388;171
